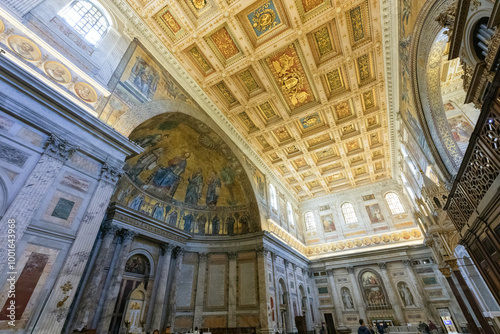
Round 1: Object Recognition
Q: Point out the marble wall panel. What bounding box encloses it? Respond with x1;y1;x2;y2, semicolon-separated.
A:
238;261;257;307
177;263;196;308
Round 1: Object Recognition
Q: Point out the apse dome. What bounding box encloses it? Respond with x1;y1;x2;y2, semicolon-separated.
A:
113;112;260;236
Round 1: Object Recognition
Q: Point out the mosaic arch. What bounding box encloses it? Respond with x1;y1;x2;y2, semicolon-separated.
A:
409;0;471;180
113;112;261;236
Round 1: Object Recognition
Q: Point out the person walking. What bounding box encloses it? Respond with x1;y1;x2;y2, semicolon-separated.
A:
428;320;438;334
358;319;371;334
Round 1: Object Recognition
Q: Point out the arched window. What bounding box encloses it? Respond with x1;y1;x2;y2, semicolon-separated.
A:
304;211;316;232
287;202;294;227
59;0;109;45
341;202;358;224
385;192;405;215
269;184;277;210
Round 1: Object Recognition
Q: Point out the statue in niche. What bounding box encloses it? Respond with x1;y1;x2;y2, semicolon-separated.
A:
206;171;222;206
128;147;164;182
341;288;354;310
212;215;220;235
398;282;415;307
185;168;204;205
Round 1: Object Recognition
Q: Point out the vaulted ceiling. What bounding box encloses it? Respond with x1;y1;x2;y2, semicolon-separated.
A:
127;0;390;200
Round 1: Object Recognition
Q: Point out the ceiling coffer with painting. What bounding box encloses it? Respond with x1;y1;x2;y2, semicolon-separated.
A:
113;113;260;236
125;0;389;200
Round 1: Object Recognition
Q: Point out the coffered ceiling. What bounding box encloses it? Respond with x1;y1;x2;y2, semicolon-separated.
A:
127;0;390;200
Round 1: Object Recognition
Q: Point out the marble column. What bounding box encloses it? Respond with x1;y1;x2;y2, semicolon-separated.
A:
0;134;75;272
257;247;272;334
402;260;434;321
271;253;282;330
166;248;185;331
227;252;238;328
149;244;175;332
283;259;296;332
439;267;481;334
73;223;120;330
96;229;138;334
448;259;494;334
377;262;405;325
35;164;122;334
346;266;366;321
326;269;345;328
193;253;208;328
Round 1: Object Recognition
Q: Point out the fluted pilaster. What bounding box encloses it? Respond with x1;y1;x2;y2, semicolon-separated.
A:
0;134;76;271
150;244;175;332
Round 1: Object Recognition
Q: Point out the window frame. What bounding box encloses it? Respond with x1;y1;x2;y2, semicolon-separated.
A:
384;192;406;215
269;184;278;210
58;0;110;46
287;202;295;227
341;202;358;224
304;211;316;232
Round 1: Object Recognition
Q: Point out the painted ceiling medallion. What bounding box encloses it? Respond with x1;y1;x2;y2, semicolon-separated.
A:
250;1;279;33
238;0;289;47
265;44;315;110
192;0;207;10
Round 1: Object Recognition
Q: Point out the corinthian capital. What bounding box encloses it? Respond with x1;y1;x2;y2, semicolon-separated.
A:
44;134;77;161
100;163;122;185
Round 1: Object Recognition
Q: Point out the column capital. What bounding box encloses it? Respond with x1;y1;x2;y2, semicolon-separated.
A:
100;163;122;185
255;246;268;256
160;243;176;255
44;134;77;161
175;247;186;257
101;223;119;236
326;269;334;277
228;252;238;260
446;259;459;271
199;252;208;262
378;262;387;270
120;229;137;242
439;267;452;277
403;259;412;267
346;266;354;274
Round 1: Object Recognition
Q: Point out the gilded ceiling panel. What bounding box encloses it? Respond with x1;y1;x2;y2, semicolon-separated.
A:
294;0;331;22
205;25;244;66
185;45;214;76
345;0;372;49
324;66;349;98
154;7;188;42
213;81;239;108
264;43;317;112
307;20;341;65
355;52;376;86
124;0;390;199
237;0;290;47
